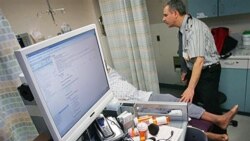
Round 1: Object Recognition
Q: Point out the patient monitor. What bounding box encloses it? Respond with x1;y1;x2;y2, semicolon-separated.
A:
15;24;113;141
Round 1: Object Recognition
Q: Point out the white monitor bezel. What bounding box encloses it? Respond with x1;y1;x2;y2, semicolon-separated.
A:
15;24;113;141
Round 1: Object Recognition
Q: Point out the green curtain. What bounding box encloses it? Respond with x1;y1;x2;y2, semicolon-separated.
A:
99;0;159;93
0;10;38;141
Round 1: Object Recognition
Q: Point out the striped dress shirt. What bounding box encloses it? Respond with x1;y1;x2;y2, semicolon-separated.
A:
179;15;220;70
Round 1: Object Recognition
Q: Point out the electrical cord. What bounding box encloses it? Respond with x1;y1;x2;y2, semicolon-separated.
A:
148;130;174;141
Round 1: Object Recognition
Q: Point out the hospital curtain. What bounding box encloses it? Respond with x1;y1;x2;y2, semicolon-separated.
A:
0;10;38;141
99;0;159;93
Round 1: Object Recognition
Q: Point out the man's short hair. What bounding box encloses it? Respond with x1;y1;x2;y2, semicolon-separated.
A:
164;0;186;16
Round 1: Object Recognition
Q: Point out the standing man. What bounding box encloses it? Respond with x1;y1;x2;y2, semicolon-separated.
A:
162;0;221;114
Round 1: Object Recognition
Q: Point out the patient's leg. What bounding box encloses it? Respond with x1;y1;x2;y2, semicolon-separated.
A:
149;94;238;129
149;94;205;119
206;132;228;141
201;105;238;130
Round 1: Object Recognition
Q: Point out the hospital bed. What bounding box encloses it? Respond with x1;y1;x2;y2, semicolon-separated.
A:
107;67;214;133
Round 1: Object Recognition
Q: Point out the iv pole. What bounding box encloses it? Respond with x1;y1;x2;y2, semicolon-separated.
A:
37;0;65;25
46;0;56;24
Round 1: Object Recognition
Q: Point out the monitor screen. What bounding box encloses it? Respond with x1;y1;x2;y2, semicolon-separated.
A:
15;24;113;141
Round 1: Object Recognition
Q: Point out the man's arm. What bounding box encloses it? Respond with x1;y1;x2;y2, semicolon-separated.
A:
180;56;204;103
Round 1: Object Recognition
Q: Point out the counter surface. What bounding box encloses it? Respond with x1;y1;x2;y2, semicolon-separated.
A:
228;45;250;59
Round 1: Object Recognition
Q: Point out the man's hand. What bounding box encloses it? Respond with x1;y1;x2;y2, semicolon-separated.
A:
180;56;204;103
179;87;194;103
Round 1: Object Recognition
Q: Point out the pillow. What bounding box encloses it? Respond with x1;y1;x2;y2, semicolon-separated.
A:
107;66;151;101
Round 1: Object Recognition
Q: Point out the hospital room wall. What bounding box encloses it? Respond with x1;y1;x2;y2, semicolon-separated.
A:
146;0;250;85
0;0;113;67
146;0;187;85
2;0;250;85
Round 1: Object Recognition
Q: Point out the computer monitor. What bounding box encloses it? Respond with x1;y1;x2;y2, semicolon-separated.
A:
15;24;113;141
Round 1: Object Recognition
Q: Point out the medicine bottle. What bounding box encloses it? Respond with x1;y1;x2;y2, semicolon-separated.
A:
137;122;148;141
134;115;152;125
128;127;139;137
134;116;170;126
149;116;170;125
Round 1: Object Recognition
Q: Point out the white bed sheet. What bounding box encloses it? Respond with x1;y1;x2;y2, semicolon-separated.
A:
107;67;152;102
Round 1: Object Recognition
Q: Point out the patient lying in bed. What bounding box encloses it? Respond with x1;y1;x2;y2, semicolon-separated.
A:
107;66;151;102
107;67;238;141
